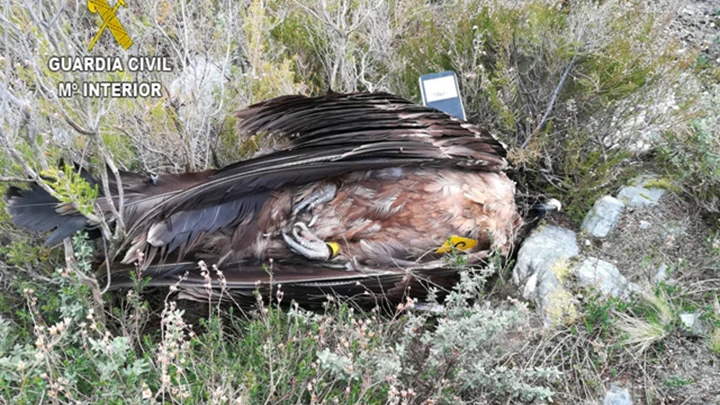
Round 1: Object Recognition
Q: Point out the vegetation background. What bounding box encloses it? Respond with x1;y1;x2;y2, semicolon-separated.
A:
0;0;719;403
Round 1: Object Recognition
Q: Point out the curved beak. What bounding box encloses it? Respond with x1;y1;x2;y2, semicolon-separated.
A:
538;198;562;212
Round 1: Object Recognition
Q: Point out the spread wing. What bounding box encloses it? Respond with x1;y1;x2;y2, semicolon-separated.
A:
123;92;508;260
104;259;464;307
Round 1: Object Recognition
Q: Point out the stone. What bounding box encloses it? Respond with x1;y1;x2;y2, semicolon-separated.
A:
628;282;640;293
582;196;625;238
604;384;632;405
679;312;708;336
653;264;669;284
514;226;579;286
639;220;651;230
513;226;579;327
575;257;632;300
617;177;666;208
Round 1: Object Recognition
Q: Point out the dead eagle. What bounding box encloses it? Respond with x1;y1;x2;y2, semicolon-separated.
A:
6;92;559;305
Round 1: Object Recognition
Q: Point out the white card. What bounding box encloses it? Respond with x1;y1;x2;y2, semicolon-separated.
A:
422;75;458;103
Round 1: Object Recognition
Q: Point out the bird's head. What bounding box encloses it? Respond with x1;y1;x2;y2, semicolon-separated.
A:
526;197;562;222
534;198;562;214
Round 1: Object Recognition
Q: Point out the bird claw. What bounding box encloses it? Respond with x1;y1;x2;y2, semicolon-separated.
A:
282;222;334;261
286;183;340;261
292;183;337;216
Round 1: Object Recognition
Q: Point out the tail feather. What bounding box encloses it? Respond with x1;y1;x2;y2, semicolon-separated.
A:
5;163;213;247
5;184;88;246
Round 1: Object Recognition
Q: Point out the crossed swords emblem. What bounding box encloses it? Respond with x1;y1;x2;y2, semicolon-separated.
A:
87;0;133;51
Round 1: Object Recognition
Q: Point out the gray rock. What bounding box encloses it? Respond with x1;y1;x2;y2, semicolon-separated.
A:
513;226;579;326
639;220;651;230
628;282;640;293
575;257;632;299
514;226;579;286
617;177;666;208
604;384;632;405
679;312;708;336
581;196;625;238
654;264;669;284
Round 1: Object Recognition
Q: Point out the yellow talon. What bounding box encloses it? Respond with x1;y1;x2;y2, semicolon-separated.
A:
326;241;341;257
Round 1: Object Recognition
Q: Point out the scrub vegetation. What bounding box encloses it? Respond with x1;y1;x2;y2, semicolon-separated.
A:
1;0;719;403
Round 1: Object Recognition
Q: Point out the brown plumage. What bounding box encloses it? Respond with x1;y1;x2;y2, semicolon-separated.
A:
6;92;524;306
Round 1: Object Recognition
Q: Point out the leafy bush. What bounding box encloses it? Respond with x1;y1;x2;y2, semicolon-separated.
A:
0;0;704;219
263;0;697;218
390;0;693;218
40;164;99;217
657;83;720;212
0;238;557;404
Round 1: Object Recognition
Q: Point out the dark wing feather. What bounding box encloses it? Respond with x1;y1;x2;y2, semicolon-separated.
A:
126;144;440;252
235;92;506;158
124;92;508;260
148;192;270;252
104;258;461;307
5;184;89;246
4;166;216;247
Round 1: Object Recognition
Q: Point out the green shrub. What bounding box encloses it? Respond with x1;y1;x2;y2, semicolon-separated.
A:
657;84;720;212
0;242;557;404
389;0;692;219
40;165;99;217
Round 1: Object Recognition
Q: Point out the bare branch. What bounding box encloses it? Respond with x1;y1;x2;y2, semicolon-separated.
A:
521;53;579;149
0;176;33;182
